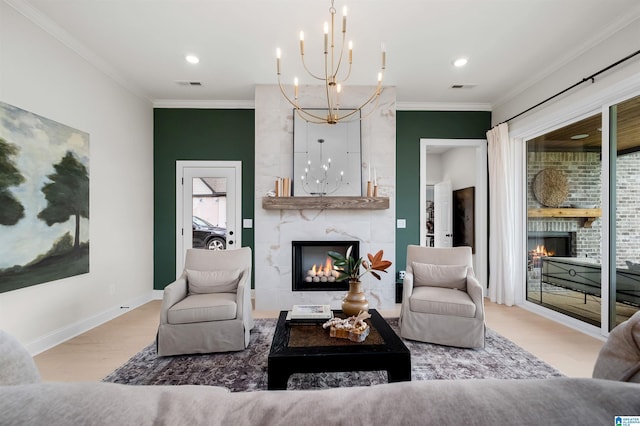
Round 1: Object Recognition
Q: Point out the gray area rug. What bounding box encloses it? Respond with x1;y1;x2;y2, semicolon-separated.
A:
103;318;564;391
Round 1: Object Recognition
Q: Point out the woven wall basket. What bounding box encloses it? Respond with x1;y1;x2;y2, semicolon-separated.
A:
533;168;569;207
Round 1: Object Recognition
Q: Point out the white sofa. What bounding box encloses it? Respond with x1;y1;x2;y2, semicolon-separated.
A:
2;312;639;425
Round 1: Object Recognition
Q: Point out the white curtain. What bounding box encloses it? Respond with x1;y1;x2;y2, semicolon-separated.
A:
487;123;515;306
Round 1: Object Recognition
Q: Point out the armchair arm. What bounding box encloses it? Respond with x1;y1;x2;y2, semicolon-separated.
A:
466;274;485;319
160;275;187;324
402;272;415;305
235;269;252;321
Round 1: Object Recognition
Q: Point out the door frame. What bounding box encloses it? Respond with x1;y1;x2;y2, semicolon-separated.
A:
175;160;242;277
420;139;488;292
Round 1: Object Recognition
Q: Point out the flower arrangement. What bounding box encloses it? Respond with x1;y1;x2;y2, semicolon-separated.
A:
327;245;392;282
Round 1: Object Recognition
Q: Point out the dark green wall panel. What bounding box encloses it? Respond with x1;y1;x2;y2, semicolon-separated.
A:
153;109;255;290
395;111;491;273
153;108;489;292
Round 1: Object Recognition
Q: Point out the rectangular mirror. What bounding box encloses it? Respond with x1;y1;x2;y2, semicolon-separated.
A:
293;109;362;196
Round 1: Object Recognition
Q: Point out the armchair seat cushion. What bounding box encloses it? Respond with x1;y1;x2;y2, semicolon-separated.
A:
409;286;477;318
167;293;237;324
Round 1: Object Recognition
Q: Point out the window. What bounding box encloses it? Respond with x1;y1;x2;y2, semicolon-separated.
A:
609;94;640;329
524;93;640;331
526;114;603;326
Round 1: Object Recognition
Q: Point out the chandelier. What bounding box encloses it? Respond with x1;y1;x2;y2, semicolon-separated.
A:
275;0;386;125
300;138;344;195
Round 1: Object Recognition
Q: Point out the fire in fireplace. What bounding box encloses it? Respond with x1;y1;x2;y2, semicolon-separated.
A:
527;231;576;270
292;241;360;291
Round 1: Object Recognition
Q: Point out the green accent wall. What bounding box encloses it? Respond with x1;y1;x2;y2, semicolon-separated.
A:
153;108;489;292
395;111;492;273
153;109;255;290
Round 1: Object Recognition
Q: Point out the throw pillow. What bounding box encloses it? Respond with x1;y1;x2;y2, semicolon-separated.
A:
411;262;468;290
187;269;242;294
592;310;640;383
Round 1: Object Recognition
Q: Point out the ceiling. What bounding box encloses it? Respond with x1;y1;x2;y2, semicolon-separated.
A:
528;94;640;153
14;0;640;108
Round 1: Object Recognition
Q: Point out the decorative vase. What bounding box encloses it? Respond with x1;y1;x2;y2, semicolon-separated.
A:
342;280;369;316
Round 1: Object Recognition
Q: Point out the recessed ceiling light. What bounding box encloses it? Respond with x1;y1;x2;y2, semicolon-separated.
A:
570;134;589;140
453;58;468;67
185;55;200;64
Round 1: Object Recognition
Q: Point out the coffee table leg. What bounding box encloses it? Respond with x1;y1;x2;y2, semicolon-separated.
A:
267;362;291;390
387;360;411;383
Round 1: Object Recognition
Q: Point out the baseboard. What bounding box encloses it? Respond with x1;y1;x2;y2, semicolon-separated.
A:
518;301;607;342
26;292;155;356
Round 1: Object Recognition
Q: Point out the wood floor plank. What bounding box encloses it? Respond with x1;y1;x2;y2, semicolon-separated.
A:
33;299;604;382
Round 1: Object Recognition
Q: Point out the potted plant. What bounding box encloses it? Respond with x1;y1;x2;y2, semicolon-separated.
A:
328;246;392;316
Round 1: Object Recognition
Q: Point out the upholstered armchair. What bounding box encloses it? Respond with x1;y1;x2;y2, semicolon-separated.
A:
399;245;485;348
157;247;253;356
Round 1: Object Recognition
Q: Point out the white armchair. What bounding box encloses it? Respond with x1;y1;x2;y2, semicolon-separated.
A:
157;247;253;356
399;245;485;348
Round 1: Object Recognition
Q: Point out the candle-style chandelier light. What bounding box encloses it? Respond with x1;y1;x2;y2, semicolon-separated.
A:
300;138;344;196
275;0;386;125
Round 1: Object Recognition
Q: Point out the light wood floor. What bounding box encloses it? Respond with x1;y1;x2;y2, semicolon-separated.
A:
33;299;604;382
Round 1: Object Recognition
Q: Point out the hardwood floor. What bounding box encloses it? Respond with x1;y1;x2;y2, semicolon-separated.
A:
33;299;604;382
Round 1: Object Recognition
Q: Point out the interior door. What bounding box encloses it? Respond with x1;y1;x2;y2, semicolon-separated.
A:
176;161;241;276
434;180;453;247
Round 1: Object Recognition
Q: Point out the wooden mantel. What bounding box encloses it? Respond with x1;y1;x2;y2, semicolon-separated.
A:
262;196;389;210
527;208;602;228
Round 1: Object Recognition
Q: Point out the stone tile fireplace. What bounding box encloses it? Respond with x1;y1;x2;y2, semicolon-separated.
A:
292;240;359;291
254;85;396;311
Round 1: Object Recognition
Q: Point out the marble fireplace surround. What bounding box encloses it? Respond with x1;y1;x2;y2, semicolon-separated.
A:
254;85;397;311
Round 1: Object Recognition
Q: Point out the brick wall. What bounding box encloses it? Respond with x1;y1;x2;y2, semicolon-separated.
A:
527;151;640;267
616;151;640;267
527;151;602;262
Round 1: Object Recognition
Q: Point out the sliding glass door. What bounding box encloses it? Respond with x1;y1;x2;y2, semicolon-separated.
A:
609;94;640;329
524;93;640;332
525;114;604;326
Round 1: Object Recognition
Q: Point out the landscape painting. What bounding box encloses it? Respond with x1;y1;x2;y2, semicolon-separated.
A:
0;101;89;293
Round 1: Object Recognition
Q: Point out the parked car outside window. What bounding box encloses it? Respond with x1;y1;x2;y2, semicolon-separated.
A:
192;216;226;250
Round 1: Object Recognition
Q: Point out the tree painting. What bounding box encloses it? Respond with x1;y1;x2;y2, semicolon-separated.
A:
0;102;89;294
0;138;26;225
38;151;89;249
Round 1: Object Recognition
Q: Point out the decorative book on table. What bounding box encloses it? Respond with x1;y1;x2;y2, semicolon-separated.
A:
287;304;333;320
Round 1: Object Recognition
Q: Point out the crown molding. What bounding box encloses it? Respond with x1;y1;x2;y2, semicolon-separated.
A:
152;99;255;109
5;0;151;103
153;99;490;111
396;101;492;112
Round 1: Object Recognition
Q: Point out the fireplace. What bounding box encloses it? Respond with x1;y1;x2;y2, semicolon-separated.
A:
528;231;576;269
292;241;360;291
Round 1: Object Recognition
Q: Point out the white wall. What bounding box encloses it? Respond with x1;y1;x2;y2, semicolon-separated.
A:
442;147;476;190
425;153;442;185
0;3;154;353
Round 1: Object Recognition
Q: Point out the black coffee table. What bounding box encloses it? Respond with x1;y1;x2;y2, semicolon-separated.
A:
267;309;411;390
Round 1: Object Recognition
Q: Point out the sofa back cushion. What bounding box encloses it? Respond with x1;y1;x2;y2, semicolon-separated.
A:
412;262;468;290
592;310;640;383
187;269;243;294
0;330;41;385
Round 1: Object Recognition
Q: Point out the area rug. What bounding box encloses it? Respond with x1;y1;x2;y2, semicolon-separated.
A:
103;318;564;391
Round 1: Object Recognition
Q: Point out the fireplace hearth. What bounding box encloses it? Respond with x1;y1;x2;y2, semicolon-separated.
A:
292;241;360;291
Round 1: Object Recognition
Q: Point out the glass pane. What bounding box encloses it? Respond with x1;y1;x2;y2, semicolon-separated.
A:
191;177;227;250
526;114;603;326
611;94;640;328
425;185;434;247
